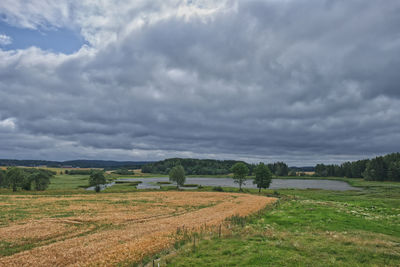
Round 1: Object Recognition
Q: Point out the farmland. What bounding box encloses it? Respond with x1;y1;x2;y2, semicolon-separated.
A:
0;191;275;266
1;167;400;266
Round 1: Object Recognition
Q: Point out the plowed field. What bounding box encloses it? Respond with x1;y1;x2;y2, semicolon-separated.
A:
0;192;275;266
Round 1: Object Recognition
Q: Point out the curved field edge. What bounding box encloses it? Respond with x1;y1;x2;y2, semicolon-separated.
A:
0;192;276;267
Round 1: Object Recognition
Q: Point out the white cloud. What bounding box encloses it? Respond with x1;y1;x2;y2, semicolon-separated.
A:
0;0;71;30
0;34;12;45
0;118;16;129
0;0;231;49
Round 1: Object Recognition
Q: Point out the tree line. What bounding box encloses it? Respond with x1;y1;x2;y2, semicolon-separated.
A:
0;167;54;191
142;158;245;175
0;159;148;170
314;153;400;181
142;158;289;176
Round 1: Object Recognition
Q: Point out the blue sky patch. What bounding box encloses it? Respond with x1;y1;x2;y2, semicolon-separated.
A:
0;21;87;54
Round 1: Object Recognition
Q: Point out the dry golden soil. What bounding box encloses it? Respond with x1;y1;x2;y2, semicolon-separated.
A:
0;191;275;266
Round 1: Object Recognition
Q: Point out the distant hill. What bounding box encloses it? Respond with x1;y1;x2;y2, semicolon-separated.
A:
0;159;151;170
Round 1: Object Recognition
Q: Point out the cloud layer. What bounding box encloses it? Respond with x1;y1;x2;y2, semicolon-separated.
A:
1;0;400;165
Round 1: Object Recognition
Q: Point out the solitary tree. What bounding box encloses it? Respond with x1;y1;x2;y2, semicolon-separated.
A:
89;170;106;192
231;162;249;191
253;163;273;193
169;165;186;188
6;167;26;192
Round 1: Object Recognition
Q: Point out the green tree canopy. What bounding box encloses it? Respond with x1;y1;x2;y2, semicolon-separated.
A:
363;157;387;181
253;163;273;193
267;162;289;176
313;153;400;181
388;161;400;181
231;162;249;191
0;170;6;188
89;170;106;192
169;165;186;188
6;167;26;192
29;170;51;191
1;168;54;191
142;158;252;175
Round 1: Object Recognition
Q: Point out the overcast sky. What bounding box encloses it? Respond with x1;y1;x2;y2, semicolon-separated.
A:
0;0;399;165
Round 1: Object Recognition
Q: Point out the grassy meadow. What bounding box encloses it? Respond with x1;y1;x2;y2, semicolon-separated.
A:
162;179;400;266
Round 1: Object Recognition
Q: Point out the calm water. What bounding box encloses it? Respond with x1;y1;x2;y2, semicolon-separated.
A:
114;177;360;191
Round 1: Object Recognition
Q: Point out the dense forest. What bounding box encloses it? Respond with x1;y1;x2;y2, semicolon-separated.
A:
0;159;150;170
314;153;400;181
142;158;244;175
265;162;289;176
142;158;290;176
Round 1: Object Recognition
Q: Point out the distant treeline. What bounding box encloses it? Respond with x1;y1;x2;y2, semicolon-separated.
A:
0;159;151;170
315;153;400;181
142;158;244;175
290;166;315;172
66;168;133;175
142;158;290;176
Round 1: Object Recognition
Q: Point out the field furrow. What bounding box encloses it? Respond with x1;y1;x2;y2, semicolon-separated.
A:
0;192;275;266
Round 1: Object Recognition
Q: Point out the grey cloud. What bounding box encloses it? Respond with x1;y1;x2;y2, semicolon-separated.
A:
1;0;400;165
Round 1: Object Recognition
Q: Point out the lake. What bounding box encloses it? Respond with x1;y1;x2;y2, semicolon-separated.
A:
115;177;360;191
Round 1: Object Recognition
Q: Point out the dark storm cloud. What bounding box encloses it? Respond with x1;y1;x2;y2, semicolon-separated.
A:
1;0;400;165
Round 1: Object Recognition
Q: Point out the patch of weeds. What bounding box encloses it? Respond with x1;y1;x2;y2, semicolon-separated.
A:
212;186;224;192
182;184;198;187
157;181;172;185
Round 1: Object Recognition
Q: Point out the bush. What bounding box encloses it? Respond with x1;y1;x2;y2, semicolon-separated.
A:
157;181;172;184
161;185;179;191
68;169;92;175
129;181;142;185
112;169;135;175
212;186;224;192
181;184;198;187
115;181;142;184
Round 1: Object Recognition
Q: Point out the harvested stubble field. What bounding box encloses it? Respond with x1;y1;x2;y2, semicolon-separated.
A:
0;191;275;266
